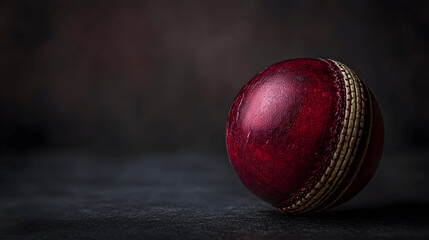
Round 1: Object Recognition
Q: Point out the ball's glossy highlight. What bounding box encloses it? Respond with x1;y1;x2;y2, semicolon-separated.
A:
225;58;384;213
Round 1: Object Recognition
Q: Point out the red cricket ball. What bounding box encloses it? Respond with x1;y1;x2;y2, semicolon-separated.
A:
225;58;384;213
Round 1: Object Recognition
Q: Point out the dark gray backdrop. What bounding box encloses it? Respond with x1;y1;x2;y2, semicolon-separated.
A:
1;0;428;154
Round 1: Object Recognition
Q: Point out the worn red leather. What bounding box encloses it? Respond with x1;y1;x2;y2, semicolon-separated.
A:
225;58;383;212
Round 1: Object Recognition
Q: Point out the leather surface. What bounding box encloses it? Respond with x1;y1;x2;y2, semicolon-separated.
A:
225;59;384;211
226;59;341;206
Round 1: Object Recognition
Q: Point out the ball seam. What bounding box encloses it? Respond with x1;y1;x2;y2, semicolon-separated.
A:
285;59;358;213
273;58;346;212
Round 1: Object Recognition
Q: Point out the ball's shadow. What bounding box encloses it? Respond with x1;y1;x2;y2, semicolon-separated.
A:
262;201;429;223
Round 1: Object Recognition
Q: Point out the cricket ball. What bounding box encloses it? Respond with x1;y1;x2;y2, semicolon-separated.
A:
225;58;384;213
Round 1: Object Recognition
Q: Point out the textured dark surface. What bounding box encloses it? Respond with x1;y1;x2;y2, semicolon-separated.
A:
1;151;428;239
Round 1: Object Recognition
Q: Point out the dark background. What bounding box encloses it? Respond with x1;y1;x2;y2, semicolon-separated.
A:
1;0;429;239
1;0;429;154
